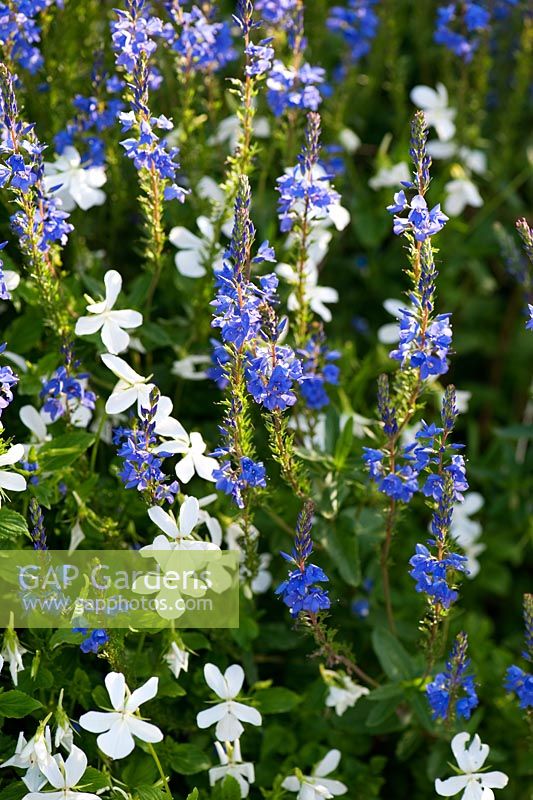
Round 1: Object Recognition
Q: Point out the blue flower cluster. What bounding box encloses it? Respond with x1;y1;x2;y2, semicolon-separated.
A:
387;191;448;242
113;387;179;505
0;0;61;74
212;455;267;509
327;0;379;63
504;594;533;710
267;60;326;117
298;332;340;410
276;501;330;617
435;2;490;62
73;627;109;654
0;66;73;253
255;0;296;24
246;343;303;412
40;346;96;422
165;3;236;73
0;242;10;300
112;0;186;201
0;343;18;416
55;66;124;166
363;388;468;504
426;632;478;720
276;112;340;233
409;543;468;609
389;305;453;379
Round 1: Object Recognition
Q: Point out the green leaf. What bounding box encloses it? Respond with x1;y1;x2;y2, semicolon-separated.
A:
122;754;158;787
334;417;354;468
0;690;42;718
371;628;414;681
255;686;302;714
0;782;27;800
166;743;211;775
186;791;199;800
365;698;398;727
212;776;242;800
80;768;111;791
92;684;110;709
325;511;360;586
0;508;29;542
366;683;405;702
39;432;95;471
132;786;167;800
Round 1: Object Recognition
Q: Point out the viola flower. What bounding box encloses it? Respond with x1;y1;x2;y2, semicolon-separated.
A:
0;727;53;791
1;625;27;685
196;663;262;742
79;672;163;760
450;492;485;578
369;161;411;190
324;673;370;716
443;177;483;217
157;430;218;484
172;354;210;381
101;353;153;414
75;270;142;354
169;216;231;278
21;745;100;800
435;732;508;799
282;749;347;799
164;642;189;679
19;405;52;452
0;443;27;503
43;146;107;211
410;84;456;141
208;739;255;798
143;497;218;551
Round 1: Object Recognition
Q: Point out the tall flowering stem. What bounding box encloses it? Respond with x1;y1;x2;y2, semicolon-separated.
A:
0;64;73;339
223;0;273;201
276;502;378;688
426;632;478;724
277;112;340;346
111;0;186;311
364;111;452;632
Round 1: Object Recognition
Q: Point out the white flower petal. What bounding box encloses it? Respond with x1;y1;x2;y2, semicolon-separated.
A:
105;386;138;415
101;319;130;355
435;776;469;797
175;453;196;483
196;703;227;729
125;676;158;712
126;717;163;744
97;719;135;760
105;672;126;711
0;471;27;492
75;315;104;336
314;750;341;778
103;270;122;309
148;506;179;539
179;496;200;538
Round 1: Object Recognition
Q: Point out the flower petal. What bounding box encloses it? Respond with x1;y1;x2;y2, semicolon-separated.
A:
105;386;138;415
101;319;130;355
97;719;135;760
125;676;158;712
103;270;122;309
175;453;195;484
196;703;227;729
75;315;104;336
435;776;469;797
64;745;88;788
230;701;261;726
179;496;199;538
105;672;126;710
0;471;27;492
148;506;179;539
203;663;228;698
126;717;163;744
314;749;341;778
78;711;115;733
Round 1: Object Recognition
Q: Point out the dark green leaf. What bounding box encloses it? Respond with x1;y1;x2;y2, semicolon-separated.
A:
0;509;29;542
255;687;302;714
371;628;414;681
39;432;95;471
0;690;42;718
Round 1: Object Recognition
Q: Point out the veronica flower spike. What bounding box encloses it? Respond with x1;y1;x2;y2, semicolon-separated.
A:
196;663;262;741
75;270;142;354
79;672;162;759
101;353;153;414
435;732;509;799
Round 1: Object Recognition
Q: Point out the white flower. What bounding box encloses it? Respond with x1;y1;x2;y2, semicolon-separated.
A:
209;740;255;798
79;672;163;760
410;83;456;141
377;298;408;344
444;178;483;217
151;395;187;440
282;749;347;800
196;493;223;546
68;520;86;555
1;727;52;791
325;675;369;717
43;147;106;211
101;354;154;415
22;745;100;800
276;263;338;323
0;444;27;503
451;492;485;578
172;355;211;381
143;498;219;552
2;270;20;295
169;216;232;278
427;142;487;176
1;627;27;686
75;270;142;354
435;732;508;800
289;413;327;451
196;663;262;742
369;162;410;190
156;430;218;484
164;642;189;679
338;128;360;154
19;405;52;450
208;114;270;150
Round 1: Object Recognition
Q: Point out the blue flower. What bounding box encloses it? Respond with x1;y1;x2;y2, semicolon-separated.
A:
505;665;533;709
327;0;379;63
267;60;326;117
74;628;109;654
166;4;236;74
426;632;478;720
409;543;468;609
435;2;491;62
